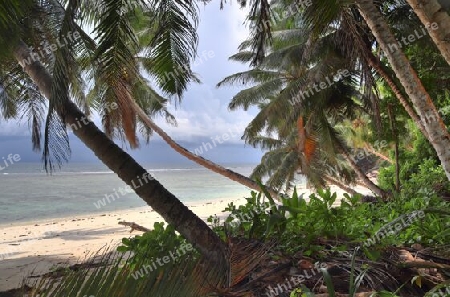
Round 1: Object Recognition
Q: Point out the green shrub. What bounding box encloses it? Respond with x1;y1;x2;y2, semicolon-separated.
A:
117;222;191;270
213;186;450;257
379;157;450;198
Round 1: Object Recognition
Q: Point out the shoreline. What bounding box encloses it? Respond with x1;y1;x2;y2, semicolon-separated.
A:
0;195;241;228
0;184;372;291
0;196;249;291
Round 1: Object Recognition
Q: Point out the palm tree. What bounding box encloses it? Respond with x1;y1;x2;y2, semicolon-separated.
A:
218;17;388;198
340;13;431;141
405;0;450;66
306;0;450;181
242;0;450;181
0;0;227;263
77;2;280;198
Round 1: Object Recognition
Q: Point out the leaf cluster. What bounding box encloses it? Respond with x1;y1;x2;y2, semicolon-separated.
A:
211;185;450;258
117;222;193;270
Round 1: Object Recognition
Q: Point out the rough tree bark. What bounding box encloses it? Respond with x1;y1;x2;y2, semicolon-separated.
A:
406;0;450;66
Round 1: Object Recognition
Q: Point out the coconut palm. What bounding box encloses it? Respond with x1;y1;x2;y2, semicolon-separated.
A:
354;0;450;181
218;15;388;198
0;0;227;262
73;2;280;198
241;0;450;181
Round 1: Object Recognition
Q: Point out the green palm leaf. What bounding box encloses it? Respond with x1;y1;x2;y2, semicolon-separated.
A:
146;0;200;98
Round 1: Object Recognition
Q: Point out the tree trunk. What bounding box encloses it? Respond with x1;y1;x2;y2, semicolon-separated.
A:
363;144;393;163
12;39;227;263
339;145;388;199
406;0;450;66
130;100;280;198
323;175;361;196
387;104;401;193
356;0;450;182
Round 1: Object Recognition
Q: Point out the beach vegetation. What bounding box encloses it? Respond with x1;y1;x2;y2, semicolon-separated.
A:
29;184;450;296
117;222;193;270
1;0;450;296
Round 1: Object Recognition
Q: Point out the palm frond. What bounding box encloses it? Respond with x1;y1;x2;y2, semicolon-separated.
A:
30;249;225;297
43;0;87;171
93;0;140;85
146;0;200;99
228;78;284;111
266;150;299;190
228;51;255;64
0;0;34;48
217;69;283;88
246;135;284;150
131;78;176;125
246;0;273;66
302;0;349;37
19;84;46;152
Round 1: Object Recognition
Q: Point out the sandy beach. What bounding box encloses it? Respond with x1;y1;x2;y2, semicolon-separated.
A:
0;184;371;291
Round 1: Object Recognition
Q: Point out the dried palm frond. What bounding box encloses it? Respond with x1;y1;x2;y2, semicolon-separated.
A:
28;247;229;297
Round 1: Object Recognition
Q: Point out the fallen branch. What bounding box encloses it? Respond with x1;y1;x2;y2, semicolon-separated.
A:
118;221;150;233
398;261;450;270
314;293;375;297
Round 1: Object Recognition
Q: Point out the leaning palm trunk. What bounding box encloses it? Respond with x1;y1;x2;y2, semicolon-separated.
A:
323;175;360;196
406;0;450;66
130;100;280;198
12;39;227;263
356;0;450;182
339;145;388;199
363;144;393;163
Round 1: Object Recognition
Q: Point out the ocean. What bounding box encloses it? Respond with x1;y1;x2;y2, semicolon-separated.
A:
0;163;256;225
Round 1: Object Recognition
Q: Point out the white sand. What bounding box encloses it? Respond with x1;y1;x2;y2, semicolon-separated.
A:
0;184;372;291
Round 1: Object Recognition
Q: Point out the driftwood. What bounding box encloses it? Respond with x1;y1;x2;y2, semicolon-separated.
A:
118;221;150;233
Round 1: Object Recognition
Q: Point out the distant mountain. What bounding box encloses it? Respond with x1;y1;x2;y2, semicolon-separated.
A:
0;135;263;166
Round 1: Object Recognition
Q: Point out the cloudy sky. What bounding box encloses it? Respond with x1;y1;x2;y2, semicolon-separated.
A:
0;3;264;166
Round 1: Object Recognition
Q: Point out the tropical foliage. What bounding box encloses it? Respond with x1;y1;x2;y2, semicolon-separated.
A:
1;0;450;296
29;186;450;296
218;0;450;200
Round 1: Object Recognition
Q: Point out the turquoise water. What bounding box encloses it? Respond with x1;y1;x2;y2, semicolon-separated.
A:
0;163;256;225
